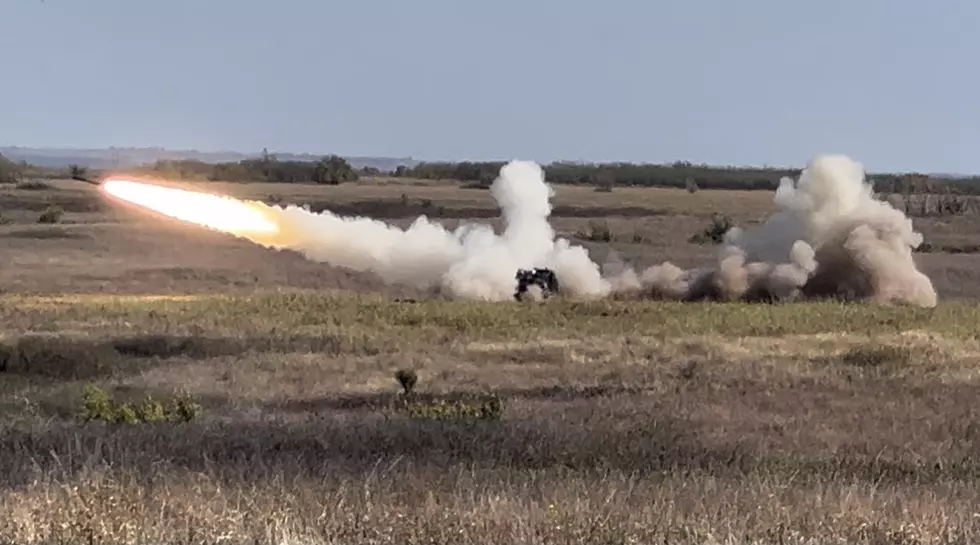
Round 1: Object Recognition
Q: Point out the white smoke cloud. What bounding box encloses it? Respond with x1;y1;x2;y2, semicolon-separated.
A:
613;153;937;307
112;153;937;307
254;159;612;301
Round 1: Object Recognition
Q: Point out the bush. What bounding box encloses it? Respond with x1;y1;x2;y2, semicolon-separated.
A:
312;154;359;185
137;395;168;422
168;391;202;423
404;394;503;422
80;385;201;424
395;369;418;394
68;164;88;180
80;384;115;423
37;205;64;224
689;214;735;245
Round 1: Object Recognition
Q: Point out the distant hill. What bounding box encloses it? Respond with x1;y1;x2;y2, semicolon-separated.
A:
0;146;419;172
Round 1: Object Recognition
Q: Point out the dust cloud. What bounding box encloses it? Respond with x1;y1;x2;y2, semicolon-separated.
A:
608;154;937;307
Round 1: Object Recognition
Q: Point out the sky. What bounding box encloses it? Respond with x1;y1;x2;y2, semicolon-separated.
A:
2;0;979;173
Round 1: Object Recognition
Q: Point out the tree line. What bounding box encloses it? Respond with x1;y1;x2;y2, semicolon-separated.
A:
4;150;980;196
393;160;980;195
140;150;360;185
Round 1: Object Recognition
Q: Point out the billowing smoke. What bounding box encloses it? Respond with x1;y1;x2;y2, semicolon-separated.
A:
107;153;937;307
256;160;612;300
609;154;937;307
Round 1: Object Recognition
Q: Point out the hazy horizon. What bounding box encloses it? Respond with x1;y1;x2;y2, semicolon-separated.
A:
3;0;980;173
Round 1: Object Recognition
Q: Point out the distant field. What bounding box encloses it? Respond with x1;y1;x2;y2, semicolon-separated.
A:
2;176;980;543
2;176;980;298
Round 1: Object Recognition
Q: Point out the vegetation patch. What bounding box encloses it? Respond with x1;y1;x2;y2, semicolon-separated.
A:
80;384;201;424
402;394;504;422
689;213;736;245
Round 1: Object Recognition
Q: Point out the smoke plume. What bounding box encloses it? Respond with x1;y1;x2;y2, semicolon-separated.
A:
252;160;612;301
107;153;937;307
610;154;937;307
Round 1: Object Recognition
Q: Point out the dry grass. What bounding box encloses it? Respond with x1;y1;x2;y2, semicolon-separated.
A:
3;177;980;542
1;293;980;543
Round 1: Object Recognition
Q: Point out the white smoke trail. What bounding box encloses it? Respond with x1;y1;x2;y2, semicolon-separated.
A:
255;160;611;301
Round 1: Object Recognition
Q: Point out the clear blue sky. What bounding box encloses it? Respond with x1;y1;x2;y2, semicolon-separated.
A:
2;0;979;173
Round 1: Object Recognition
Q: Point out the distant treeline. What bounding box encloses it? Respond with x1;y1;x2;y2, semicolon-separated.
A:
5;150;980;195
141;152;360;185
394;160;980;195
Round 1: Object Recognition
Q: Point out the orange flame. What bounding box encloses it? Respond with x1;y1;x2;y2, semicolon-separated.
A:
101;178;280;237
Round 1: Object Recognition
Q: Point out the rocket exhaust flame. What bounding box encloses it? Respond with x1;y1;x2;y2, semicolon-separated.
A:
102;179;280;238
100;153;938;308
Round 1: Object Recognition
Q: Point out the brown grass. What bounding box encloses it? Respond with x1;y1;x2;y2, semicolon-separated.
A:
2;177;980;543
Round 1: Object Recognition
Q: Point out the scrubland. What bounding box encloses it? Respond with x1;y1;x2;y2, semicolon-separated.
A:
2;177;980;543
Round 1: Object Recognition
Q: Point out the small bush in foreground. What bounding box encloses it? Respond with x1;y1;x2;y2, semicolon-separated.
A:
404;394;503;422
80;385;201;424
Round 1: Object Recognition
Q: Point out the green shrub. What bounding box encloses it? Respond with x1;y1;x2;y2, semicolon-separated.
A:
81;384;115;423
689;213;735;245
37;205;64;224
79;385;202;424
113;403;139;424
404;394;503;422
136;396;168;423
168;391;202;423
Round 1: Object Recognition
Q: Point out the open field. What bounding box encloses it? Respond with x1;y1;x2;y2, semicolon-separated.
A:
3;177;980;543
4;176;980;298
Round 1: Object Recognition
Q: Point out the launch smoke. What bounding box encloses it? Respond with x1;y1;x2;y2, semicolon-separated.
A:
235;160;612;301
609;154;937;307
104;153;937;307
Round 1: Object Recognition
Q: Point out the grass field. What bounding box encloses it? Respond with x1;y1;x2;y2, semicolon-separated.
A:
2;176;980;543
